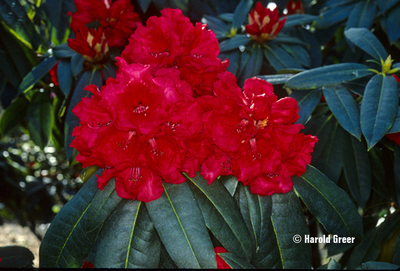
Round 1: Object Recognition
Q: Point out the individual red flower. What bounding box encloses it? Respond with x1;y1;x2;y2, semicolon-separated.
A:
245;2;287;43
49;62;59;87
81;260;94;268
286;0;305;15
69;0;140;47
121;8;228;96
67;26;109;64
214;247;231;269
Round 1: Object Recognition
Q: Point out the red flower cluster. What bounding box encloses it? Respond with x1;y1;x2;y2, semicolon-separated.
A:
71;8;317;202
245;2;286;43
67;0;140;64
49;62;59;87
286;0;305;15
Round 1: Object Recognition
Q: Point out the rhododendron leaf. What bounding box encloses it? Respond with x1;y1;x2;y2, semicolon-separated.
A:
386;4;400;44
356;262;400;270
203;15;229;39
39;169;102;268
289;88;322;125
25;89;52;149
394;145;400;207
0;95;29;136
232;0;253;31
84;178;122;232
345;1;377;31
159;243;178;268
0;246;34;268
185;172;256;262
369;147;395;200
257;74;295;85
137;0;152;13
292;165;363;240
57;59;73;97
342;132;371;209
218;253;257;269
284;63;373;90
221;50;240;75
237;184;255;244
283;14;319;28
65;70;102;162
239;186;282;269
219;175;239;196
272;35;308;46
376;0;399;13
95;200;161;268
323;85;361;139
18;56;58;95
53;43;76;58
314;5;353;29
239;46;263;86
146;181;216;269
71;53;84;77
43;0;75;44
342;75;373;96
281;44;311;68
317;258;340;269
394;234;400;265
344;28;387;61
264;44;302;73
219;35;251;53
270;190;311;269
360;74;399;150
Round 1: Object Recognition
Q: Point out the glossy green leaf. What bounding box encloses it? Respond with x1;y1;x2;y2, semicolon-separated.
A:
25;90;52;149
290;88;322;124
272;35;307;46
284;63;373;90
385;4;400;44
18;56;58;95
342;133;371;209
376;0;399;13
43;0;75;43
360;74;399;150
270;190;311;269
71;53;84;77
345;1;377;31
283;14;319;28
137;0;152;13
184;172;255;262
232;0;252;31
146;181;216;269
39;169;102;268
264;44;302;72
342;75;373;96
344;28;388;60
239;186;281;269
203;15;229;38
219;34;251;52
95;200;161;268
356;262;399;270
282;44;311;68
218;253;257;269
0;95;29;136
256;74;295;85
368;147;394;199
53;43;76;58
314;5;353;29
239;45;263;86
292;165;363;240
347;227;381;269
0;246;34;268
394;145;400;207
57;59;73;97
219;175;239;196
387;106;400;133
323;85;361;139
317;258;340;269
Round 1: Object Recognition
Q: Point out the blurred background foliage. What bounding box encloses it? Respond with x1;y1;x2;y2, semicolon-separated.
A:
1;0;400;268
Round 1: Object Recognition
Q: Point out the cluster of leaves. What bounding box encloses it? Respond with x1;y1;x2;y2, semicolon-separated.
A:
1;0;400;269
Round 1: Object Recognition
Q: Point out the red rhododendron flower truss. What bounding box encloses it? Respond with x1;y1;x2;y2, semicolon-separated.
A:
286;0;305;15
81;260;94;268
69;0;140;47
49;62;59;87
121;8;229;97
245;2;287;43
70;60;204;202
68;26;109;64
214;247;231;269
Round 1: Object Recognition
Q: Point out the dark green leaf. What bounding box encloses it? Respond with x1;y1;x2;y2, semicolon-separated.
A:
369;147;394;199
317;258;340;269
257;74;295;85
376;0;399;14
18;57;58;94
219;35;251;52
388;106;400;133
232;0;253;31
184;172;255;262
53;43;76;58
239;45;263;86
218;13;234;22
219;253;257;269
271;35;307;46
159;243;178;268
344;28;388;60
43;0;75;43
394;145;400;207
281;44;311;68
356;261;400;270
264;44;302;72
203;15;229;38
283;14;319;28
39;169;103;268
95;201;161;268
0;95;29;136
394;233;400;265
146;181;216;269
345;1;377;31
360;74;399;150
292;165;363;240
0;246;34;268
218;175;239;196
289;88;322;124
137;0;152;13
57;59;73;97
347;227;381;269
342;75;373;96
314;5;354;29
323;85;361;139
284;63;373;90
342;133;371;209
71;53;85;77
270;190;311;269
385;4;400;44
25;90;52;149
221;50;240;75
